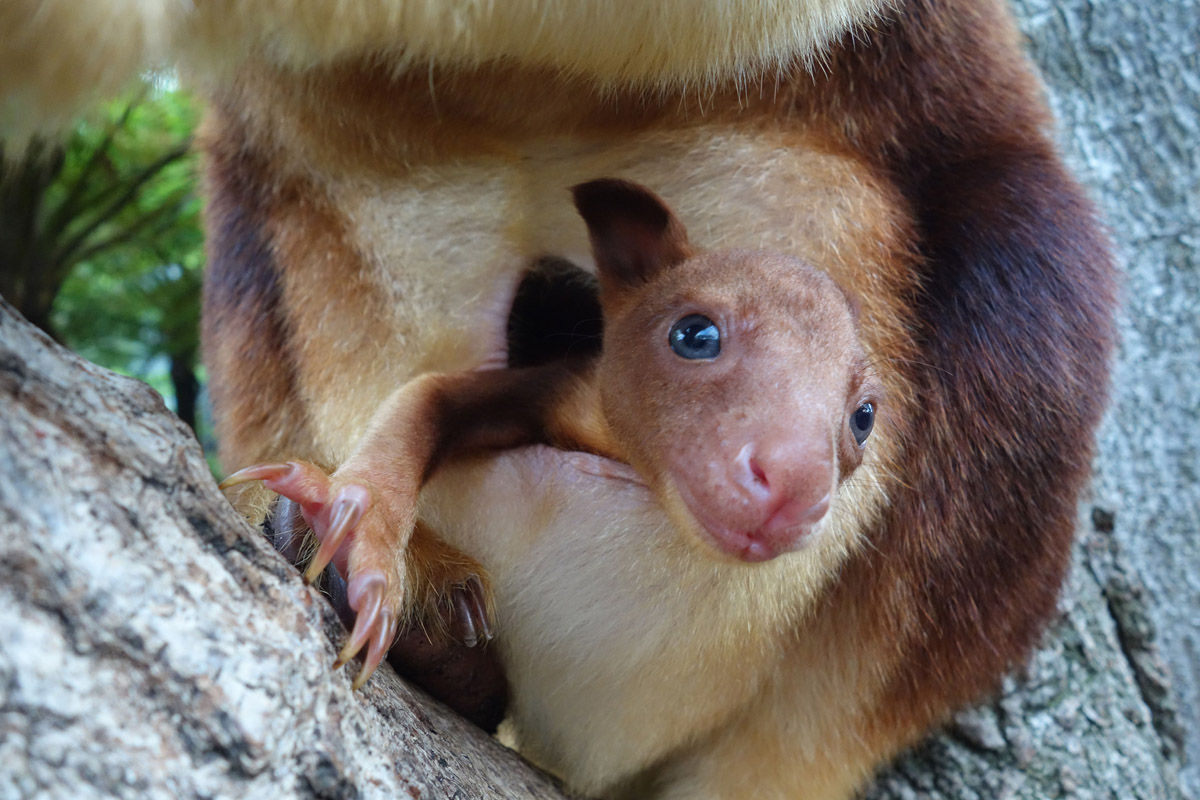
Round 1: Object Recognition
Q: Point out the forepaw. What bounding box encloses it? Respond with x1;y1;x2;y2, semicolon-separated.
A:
221;461;407;688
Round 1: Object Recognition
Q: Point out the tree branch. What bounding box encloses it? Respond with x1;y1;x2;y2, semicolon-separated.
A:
68;186;192;265
0;297;577;800
42;95;144;243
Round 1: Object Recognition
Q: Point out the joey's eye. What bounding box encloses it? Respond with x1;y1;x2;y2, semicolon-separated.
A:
669;314;721;360
850;402;875;446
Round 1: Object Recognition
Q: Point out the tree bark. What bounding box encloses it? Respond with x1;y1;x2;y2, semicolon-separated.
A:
1014;0;1200;796
0;298;574;800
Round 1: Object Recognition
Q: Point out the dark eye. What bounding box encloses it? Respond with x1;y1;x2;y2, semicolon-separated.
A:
850;402;875;446
669;314;721;360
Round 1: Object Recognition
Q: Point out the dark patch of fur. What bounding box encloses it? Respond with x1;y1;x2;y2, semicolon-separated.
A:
200;107;311;469
506;257;603;368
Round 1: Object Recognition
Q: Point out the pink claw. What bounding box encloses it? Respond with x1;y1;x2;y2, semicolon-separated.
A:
304;487;368;583
219;460;334;520
334;571;386;669
353;609;398;690
218;462;292;490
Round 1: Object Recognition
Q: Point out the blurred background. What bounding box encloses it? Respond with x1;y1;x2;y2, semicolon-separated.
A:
0;78;215;466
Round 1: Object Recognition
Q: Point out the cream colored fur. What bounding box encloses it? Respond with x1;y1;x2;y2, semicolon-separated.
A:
1;0;883;139
178;0;885;86
0;0;166;142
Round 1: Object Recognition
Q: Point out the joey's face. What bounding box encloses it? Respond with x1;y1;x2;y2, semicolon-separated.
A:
598;250;881;563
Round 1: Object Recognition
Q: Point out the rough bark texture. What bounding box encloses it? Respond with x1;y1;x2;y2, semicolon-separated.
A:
1;0;1196;798
0;300;574;800
1017;0;1200;796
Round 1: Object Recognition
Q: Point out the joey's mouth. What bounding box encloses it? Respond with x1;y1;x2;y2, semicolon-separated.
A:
693;511;820;563
672;481;820;563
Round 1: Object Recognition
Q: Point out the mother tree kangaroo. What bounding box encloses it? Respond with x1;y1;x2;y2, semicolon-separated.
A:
2;1;1117;797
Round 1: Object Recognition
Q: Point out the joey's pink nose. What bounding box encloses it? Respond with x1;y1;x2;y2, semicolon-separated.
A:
728;442;833;554
674;438;837;562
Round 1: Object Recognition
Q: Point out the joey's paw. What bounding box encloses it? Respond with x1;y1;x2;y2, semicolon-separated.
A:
264;504;508;726
220;461;368;581
221;461;408;688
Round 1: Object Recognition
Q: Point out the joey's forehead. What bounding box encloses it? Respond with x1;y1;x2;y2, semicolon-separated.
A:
714;353;868;421
652;252;855;326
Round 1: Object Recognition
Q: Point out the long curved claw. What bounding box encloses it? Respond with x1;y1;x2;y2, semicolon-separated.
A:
352;609;399;690
218;461;334;520
219;462;292;490
223;460;408;691
304;486;369;583
334;570;386;669
452;575;494;648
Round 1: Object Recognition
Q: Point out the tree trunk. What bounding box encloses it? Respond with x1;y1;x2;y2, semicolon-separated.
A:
1;0;1195;797
1017;0;1200;796
0;298;575;800
169;348;199;432
0;140;64;336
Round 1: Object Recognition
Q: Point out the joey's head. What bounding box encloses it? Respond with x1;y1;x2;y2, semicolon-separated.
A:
572;179;881;563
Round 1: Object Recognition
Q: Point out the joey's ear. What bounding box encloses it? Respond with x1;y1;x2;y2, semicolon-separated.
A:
571;179;693;289
837;282;863;324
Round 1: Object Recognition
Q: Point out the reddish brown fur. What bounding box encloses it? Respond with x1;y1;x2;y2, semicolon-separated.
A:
198;0;1116;793
808;0;1117;741
201;114;312;474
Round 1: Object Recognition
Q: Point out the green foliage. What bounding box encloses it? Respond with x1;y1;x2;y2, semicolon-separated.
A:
1;81;214;461
51;87;203;384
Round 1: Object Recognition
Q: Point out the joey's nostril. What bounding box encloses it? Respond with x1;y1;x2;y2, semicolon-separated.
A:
760;492;831;540
733;444;770;494
749;458;769;488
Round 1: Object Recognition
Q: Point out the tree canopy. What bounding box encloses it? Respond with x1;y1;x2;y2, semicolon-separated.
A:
0;83;208;446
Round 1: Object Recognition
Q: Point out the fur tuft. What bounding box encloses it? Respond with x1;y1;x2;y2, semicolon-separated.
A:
0;0;167;144
179;0;884;87
2;0;882;141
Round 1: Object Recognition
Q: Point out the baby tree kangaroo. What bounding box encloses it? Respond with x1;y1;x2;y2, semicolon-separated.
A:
222;179;881;689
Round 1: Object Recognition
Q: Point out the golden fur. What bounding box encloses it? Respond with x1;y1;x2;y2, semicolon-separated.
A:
0;0;165;142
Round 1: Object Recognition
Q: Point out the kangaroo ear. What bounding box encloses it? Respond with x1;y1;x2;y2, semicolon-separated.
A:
571;179;693;289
